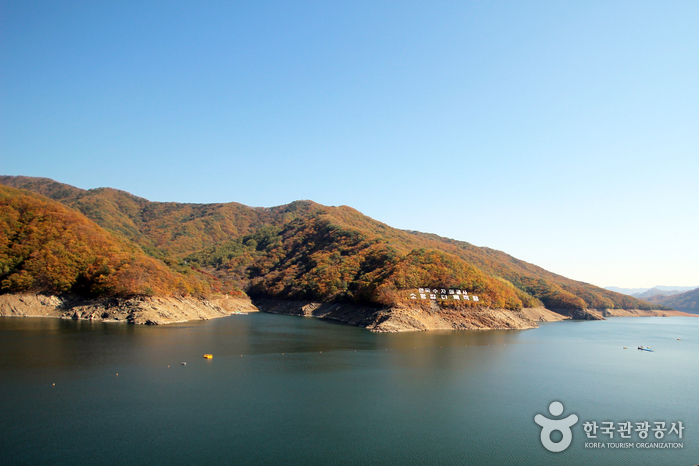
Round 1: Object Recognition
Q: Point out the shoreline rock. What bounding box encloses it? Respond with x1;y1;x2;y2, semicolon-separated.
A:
252;299;695;332
0;293;257;325
253;299;559;332
1;293;692;330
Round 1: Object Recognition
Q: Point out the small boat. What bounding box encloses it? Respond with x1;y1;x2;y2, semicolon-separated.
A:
203;354;213;359
637;346;654;352
181;362;187;365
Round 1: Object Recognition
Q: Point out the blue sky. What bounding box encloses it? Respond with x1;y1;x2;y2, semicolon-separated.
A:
2;1;698;288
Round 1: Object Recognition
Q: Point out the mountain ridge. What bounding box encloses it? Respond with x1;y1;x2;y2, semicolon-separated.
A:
632;288;686;299
0;175;676;331
605;285;698;296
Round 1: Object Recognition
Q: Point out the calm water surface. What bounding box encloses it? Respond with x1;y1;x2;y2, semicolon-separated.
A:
1;313;697;465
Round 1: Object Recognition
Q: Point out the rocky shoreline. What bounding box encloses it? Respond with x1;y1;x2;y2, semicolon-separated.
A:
0;293;257;325
252;299;567;332
251;299;695;332
0;293;691;331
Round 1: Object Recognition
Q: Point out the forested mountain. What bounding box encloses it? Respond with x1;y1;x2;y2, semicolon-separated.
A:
0;185;209;297
0;175;314;259
0;176;664;312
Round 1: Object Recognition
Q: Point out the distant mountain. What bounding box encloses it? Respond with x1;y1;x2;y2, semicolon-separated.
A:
606;286;698;296
0;175;669;329
632;288;686;299
654;286;697;291
642;288;699;314
605;287;650;295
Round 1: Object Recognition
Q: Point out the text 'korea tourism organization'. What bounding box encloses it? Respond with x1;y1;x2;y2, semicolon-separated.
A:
534;401;685;453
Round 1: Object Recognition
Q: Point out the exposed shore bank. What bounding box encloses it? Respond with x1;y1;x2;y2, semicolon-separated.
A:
253;299;566;332
252;299;695;332
0;293;257;325
0;293;692;331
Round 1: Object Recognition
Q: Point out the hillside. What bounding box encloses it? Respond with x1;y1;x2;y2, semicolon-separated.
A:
0;176;315;259
0;176;671;330
0;185;210;297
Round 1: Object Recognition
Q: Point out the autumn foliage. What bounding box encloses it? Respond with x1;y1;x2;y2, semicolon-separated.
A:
0;176;666;311
0;186;208;297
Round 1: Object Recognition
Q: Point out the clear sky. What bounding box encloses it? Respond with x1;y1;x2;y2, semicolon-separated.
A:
2;1;698;288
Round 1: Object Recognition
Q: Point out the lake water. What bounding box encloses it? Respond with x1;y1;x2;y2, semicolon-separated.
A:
1;313;697;465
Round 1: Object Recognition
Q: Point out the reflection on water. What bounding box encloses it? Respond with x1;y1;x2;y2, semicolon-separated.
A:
0;314;529;372
1;314;697;465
